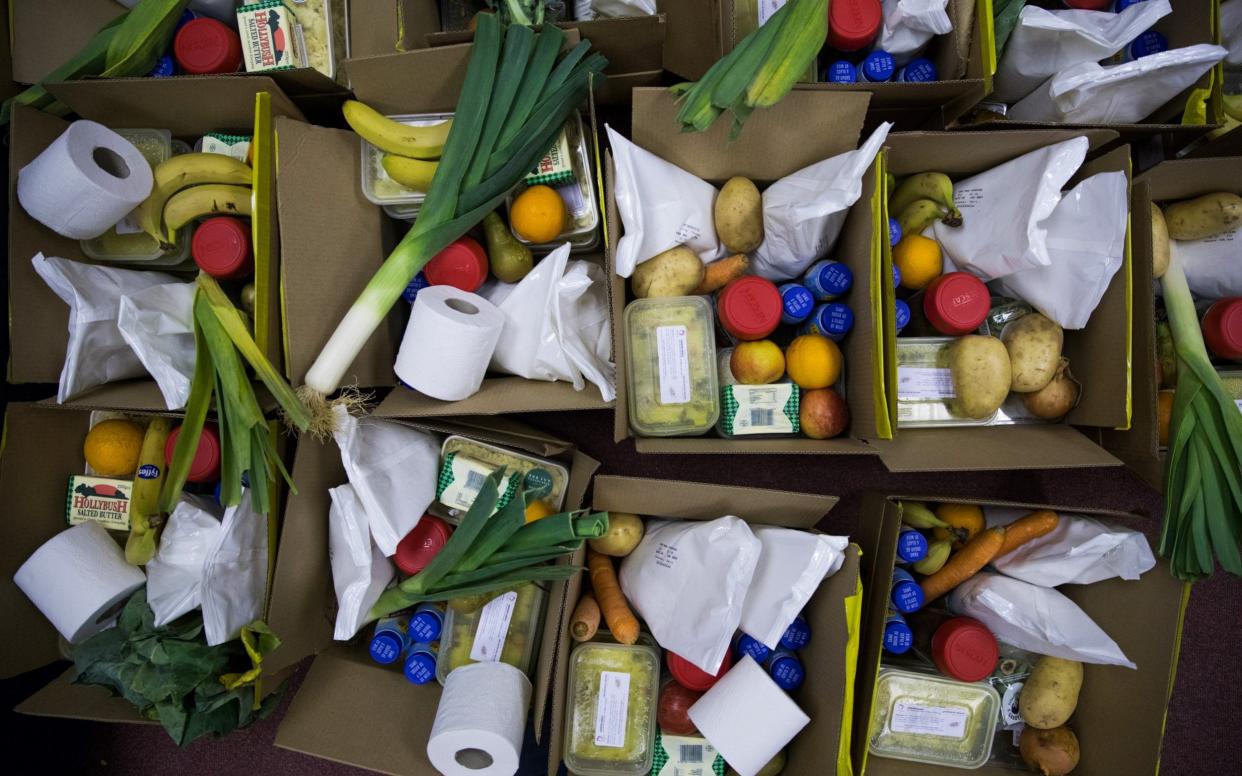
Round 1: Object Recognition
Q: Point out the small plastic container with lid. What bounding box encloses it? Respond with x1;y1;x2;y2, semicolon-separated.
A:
766;649;805;691
395;515;452;575
192;216;253;279
625;297;720;437
923;272;990;336
403;642;438;685
717;276;782;341
779;614;812;650
667;649;731;692
407;603;445;643
868;668;1001;769
896;58;938;82
564;639;661;776
1203;298;1242;361
505;113;601;254
734;632;771;664
895;299;911;336
369;615;411;665
778;283;815;326
825;60;857;83
436;583;546;683
801;302;854;342
860;50;896;83
435;436;570;521
164;423;222;483
931;617;999;683
423;236;488;293
174;17;242;74
897;337;999;427
895;527;929;564
890;568;924;614
883;611;914;655
360;112;453;206
804;260;854;301
828;0;882;51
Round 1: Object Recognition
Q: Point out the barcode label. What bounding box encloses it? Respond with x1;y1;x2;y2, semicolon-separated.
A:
678;745;703;763
750;408;775;427
464;469;486;493
659;734;720;775
557;182;588;219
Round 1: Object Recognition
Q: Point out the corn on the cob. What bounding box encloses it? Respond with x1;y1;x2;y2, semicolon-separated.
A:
747;0;828;108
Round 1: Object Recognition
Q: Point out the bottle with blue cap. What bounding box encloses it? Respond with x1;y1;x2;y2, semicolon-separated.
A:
403;642;439;685
403;272;429;304
895;58;938;83
778;283;816;326
801;302;854;342
889;218;902;247
825;60;857;83
369;615;411;665
1125;30;1167;61
895;527;929;564
779;614;812;650
803;260;853;301
860;50;896;83
891;568;925;614
892;263;902;289
1114;0;1148;11
148;54;178;78
734;632;772;664
883;611;914;655
895;299;911;336
407;602;444;643
765;649;806;691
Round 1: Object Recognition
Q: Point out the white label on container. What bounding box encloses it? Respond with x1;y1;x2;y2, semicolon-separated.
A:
897;367;955;400
114;210;143;235
656;326;692;405
890;701;970;740
469;591;518;663
757;0;788;25
594;671;631;748
656;735;721;776
730;385;795;434
1235;399;1242;414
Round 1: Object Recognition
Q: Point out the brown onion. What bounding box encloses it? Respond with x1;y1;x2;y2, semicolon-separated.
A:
1023;358;1081;419
1020;725;1080;776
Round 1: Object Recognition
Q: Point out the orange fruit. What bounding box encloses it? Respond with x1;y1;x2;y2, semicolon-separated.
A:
1158;389;1174;447
525;499;556;523
893;234;943;291
83;418;145;477
510;185;567;243
785;334;843;390
933;503;985;547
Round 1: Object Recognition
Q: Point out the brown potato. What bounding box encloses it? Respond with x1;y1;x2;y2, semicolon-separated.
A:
1150;204;1170;279
1163;192;1242;240
1019;725;1080;776
949;335;1012;419
714;177;764;254
1002;313;1064;393
1019;656;1083;729
632;246;705;298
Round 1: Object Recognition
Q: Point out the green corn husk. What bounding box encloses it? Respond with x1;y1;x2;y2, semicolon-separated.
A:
160;318;215;513
102;0;188;76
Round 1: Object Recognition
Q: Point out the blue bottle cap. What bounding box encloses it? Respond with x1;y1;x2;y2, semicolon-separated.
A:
149;53;178;78
403;647;437;684
810;303;854;342
826;60;857;83
892;263;902;289
369;632;405;665
408;608;443;643
889;217;902;247
896;528;930;564
891;568;925;613
804;260;854;301
896;58;938;83
735;633;772;664
778;283;816;326
883;612;914;654
1114;0;1147;12
895;299;911;334
177;9;201;30
1128;30;1167;60
767;650;806;691
779;615;812;650
861;50;895;82
403;272;430;303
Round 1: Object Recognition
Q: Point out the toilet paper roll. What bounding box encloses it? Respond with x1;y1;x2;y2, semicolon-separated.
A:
395;285;505;401
688;656;810;776
17;120;154;240
427;662;531;776
14;522;146;644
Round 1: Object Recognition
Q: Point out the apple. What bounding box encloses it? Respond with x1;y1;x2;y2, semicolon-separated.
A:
801;388;849;439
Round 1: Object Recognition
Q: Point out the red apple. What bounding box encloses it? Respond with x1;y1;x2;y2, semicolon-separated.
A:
801;388;849;439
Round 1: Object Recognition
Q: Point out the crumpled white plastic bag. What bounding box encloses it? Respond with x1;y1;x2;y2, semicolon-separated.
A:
487;243;616;401
1010;44;1227;125
330;483;394;640
752;123;891;281
876;0;953;66
740;528;848;649
579;0;656;19
333;405;440;557
1170;228;1242;299
993;0;1172;104
948;571;1135;668
117;281;196;410
200;489;268;646
985;507;1157;587
999;171;1128;329
31;253;181;403
1222;0;1242;66
619;517;761;674
608;124;725;277
933;137;1087;280
145;495;224;627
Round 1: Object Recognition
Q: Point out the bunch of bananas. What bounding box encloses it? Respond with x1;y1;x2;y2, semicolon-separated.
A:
136;153;254;249
344;100;452;194
672;0;827;137
889;172;964;237
901;501;954;574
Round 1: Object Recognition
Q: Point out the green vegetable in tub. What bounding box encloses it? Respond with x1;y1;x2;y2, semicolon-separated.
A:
442;583;544;675
567;642;659;770
626;297;719;434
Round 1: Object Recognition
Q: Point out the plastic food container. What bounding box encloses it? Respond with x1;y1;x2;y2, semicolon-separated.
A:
424;236;488;292
868;668;1001;769
164;423;222;483
436;583;546;684
896;338;996;428
564;640;661;776
394;515;452;576
1203;298;1242;361
924;273;990;336
286;0;348;80
360;112;453;206
433;436;569;523
175;17;242;74
667;650;731;692
504;112;600;253
717;276;782;341
192;216;253;279
931;617;999;683
625;297;720;437
828;0;882;51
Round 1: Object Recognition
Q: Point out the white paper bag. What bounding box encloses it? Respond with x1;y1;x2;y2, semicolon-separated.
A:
985;507;1157;587
330;483;395;640
1170;229;1242;299
1223;0;1242;65
739;528;848;649
145;496;224;627
876;0;953;66
117;281;196;410
200;489;268;646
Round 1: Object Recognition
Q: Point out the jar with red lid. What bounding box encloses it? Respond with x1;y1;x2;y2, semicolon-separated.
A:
667;649;733;692
827;0;882;52
394;515;453;576
192;216;253;279
1203;298;1242;361
717;276;782;341
931;616;999;683
424;236;489;293
923;272;990;336
174;18;242;75
164;423;222;484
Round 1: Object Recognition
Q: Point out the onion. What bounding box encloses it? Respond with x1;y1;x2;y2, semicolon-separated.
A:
1020;725;1080;776
1023;358;1081;419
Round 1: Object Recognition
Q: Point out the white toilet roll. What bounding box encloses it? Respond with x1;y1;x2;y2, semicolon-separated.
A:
17;120;154;240
395;285;505;401
688;656;810;776
427;662;531;776
14;522;146;644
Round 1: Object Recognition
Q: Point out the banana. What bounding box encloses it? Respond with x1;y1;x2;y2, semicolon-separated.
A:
1223;93;1242;123
885;172;898;195
381;154;438;192
343;100;452;159
162;184;253;240
135;153;253;246
901;500;950;530
913;540;952;575
746;0;827;108
890;172;962;227
126;418;171;566
897;198;947;238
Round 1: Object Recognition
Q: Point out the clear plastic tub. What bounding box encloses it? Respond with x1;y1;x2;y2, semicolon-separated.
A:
435;583;546;684
625;297;720;437
287;0;347;80
504;112;600;253
564;640;661;776
360;112;453;206
432;435;570;523
896;337;995;428
868;668;1001;769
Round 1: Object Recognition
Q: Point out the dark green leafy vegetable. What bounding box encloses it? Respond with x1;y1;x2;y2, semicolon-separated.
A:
993;0;1027;59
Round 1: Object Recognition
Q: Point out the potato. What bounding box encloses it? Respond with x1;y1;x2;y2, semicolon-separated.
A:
1163;191;1242;240
588;512;645;557
632;246;705;298
949;335;1012;419
714;176;763;254
1019;725;1080;776
1002;313;1064;393
1019;656;1083;730
1150;203;1170;279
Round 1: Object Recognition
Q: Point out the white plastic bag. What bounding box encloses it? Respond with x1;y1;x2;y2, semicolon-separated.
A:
31;253;181;403
1170;230;1242;299
993;0;1172;103
586;0;657;18
948;572;1135;668
933;137;1087;280
117;281;196;410
1225;0;1242;66
333;406;440;556
752;123;891;281
201;489;268;646
145;496;223;627
876;0;953;66
999;172;1128;329
553;259;616;400
1009;44;1227;125
619;517;761;674
985;507;1157;587
608;125;725;277
740;529;848;650
330;483;394;640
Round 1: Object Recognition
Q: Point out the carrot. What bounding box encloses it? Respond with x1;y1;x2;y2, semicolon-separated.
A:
570;592;601;642
692;254;750;295
920;527;1006;603
997;510;1060;557
587;548;639;645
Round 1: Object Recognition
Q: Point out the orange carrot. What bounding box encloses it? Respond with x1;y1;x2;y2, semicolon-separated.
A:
920;527;1006;603
587;548;639;645
997;510;1060;557
692;254;750;295
570;592;601;642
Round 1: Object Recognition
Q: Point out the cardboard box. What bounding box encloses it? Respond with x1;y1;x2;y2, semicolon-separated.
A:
853;493;1188;776
269;416;599;776
609;87;890;455
545;475;860;776
7;77;300;410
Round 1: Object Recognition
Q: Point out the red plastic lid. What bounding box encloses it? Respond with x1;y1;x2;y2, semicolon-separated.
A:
1203;297;1242;360
924;272;990;336
395;515;453;576
424;236;489;292
192;217;253;279
827;0;882;52
931;617;999;683
164;423;222;484
717;276;782;341
174;18;242;75
668;649;733;692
